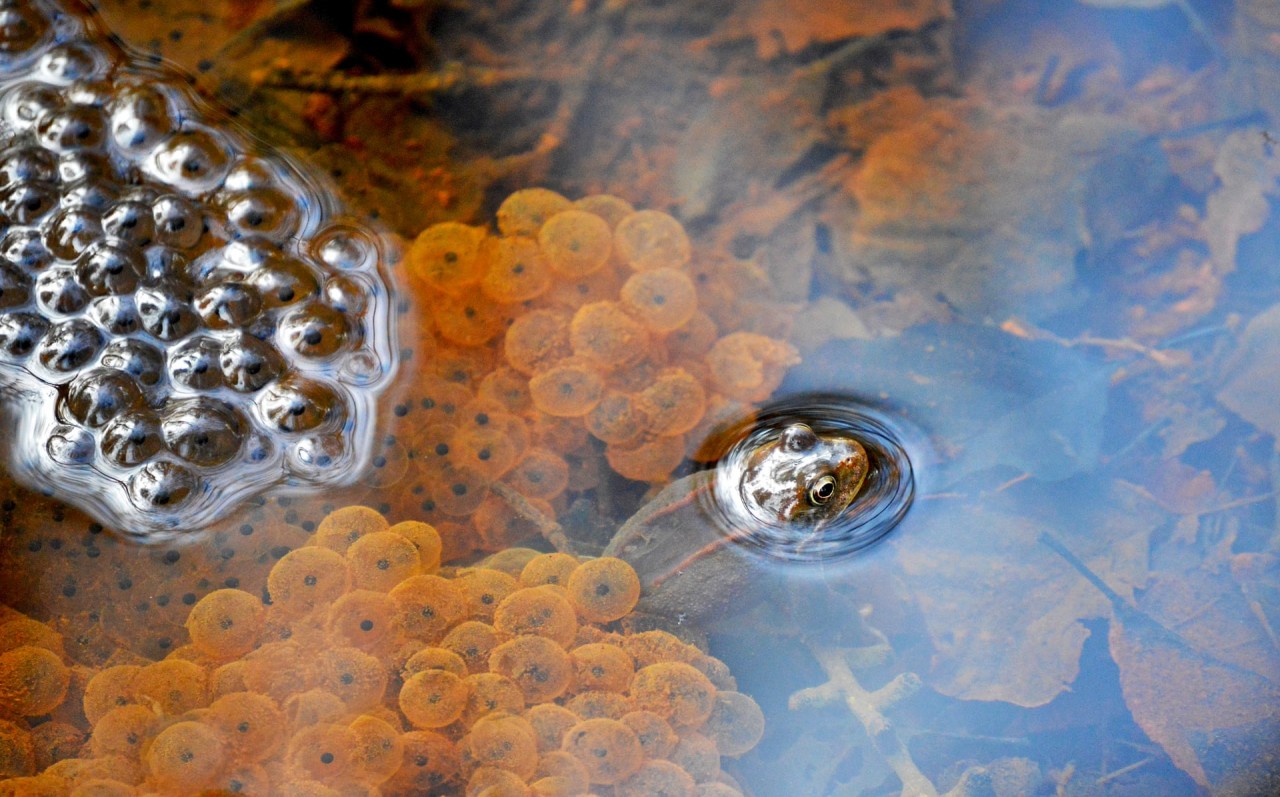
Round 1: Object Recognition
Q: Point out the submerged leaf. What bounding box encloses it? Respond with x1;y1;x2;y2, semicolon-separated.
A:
1216;302;1280;439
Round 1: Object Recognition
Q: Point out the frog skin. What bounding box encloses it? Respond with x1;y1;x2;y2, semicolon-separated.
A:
604;423;869;622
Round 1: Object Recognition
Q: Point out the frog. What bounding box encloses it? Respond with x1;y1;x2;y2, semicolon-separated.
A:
603;423;870;623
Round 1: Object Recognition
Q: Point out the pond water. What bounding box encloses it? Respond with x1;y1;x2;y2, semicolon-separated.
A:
1;0;1279;795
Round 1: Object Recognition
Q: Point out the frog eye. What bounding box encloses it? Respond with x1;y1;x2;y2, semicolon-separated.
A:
808;475;837;505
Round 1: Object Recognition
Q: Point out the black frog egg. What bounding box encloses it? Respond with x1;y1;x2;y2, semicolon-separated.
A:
322;274;369;315
1;228;51;270
75;240;144;296
37;42;108;84
194;279;261;330
151;194;203;249
0;260;31;308
0;312;48;359
100;409;163;466
66;367;143;427
313;224;375;271
89;294;140;335
220;188;298;242
127;460;196;510
258;376;345;434
219;333;284;392
279;302;349;359
108;84;174;154
65;79;114;108
35;318;102;373
248;256;319;309
99;337;165;389
61;177;117;211
162;398;245;467
45;206;103;259
36;105;107;152
288;434;347;477
142;244;187;283
136;280;198;340
3;83;62;131
0;145;57;186
46;423;94;466
102;199;155;245
0;4;50;56
35;266;88;314
152;128;233;194
167;336;223;391
0;180;58;223
57;150;110;184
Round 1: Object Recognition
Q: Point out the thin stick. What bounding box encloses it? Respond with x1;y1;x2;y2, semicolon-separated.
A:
490;481;572;553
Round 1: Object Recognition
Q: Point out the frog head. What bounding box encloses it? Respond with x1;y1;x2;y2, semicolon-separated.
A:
738;423;868;525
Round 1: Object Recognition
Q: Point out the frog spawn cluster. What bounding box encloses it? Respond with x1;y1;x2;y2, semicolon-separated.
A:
403;188;800;489
0;504;763;796
0;0;396;537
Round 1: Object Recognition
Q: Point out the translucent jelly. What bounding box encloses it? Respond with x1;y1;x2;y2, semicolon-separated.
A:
0;0;396;537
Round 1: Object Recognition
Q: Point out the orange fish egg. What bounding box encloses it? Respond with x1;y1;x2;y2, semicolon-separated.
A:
635;368;706;436
703;690;766;757
312;506;390;555
605;433;687;483
565;557;641;625
503;309;572;377
387;730;458;793
538;209;613;278
432;292;508;348
145;720;227;793
706;332;801;403
561;717;643;785
87;704;158;760
466;765;531;797
346;531;423;593
573;194;636;229
403;646;470;680
497;188;573;237
242;641;312;703
440;621;504;676
450;425;522;481
504;448;570;502
325;590;404;655
267;544;353;621
477;367;533;414
388;520;444;574
390;575;464;643
565;689;631;721
0;617;65;657
488;636;573;703
528;359;604;418
429;463;491;518
629;662;716;729
399;668;467;730
315;647;388;712
480;236;553;304
360;436;411;490
620;710;678;760
83;665;141;726
460;714;539;780
493;586;578;649
454;569;520;623
461;672;526;727
569;302;649;371
613;210;691;272
535;750;590;792
0;646;69;718
275;779;344;797
525;704;579;755
206;691;286;763
184;588;265;660
406;376;474;424
539;263;625;312
287;722;360;781
213;764;272;796
666;311;719;361
132;659;207;717
519;553;580;589
670;731;719;783
585;391;648;447
620;268;697;332
283;689;348;732
348;713;404;786
407;221;486;296
618;759;696;797
570;643;635;694
528;412;590;453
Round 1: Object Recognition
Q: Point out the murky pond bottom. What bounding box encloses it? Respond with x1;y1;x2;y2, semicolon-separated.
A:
4;0;1280;795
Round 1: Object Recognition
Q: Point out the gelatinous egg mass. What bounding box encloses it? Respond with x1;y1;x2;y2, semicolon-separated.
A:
0;0;397;537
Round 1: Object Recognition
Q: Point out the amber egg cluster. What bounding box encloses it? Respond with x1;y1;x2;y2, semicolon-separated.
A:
0;504;764;796
0;0;397;537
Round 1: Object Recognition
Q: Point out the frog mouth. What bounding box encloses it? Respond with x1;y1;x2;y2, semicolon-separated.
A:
702;393;918;563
